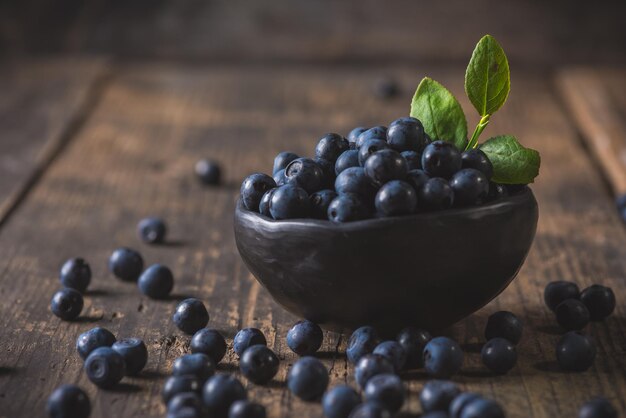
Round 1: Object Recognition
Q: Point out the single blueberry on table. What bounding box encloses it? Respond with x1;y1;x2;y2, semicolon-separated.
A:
449;392;482;418
419;178;454;211
167;392;203;414
138;264;174;299
386;117;427;153
364;149;409;187
358;138;390;166
544;281;580;311
202;374;247;418
287;320;324;356
335;150;360;175
488;182;508;199
460;398;505;418
328;193;371;223
287;356;329;401
167;407;201;418
240;345;280;385
396;327;432;369
51;288;83;321
269;184;310;220
258;188;276;217
273;169;286;186
191;328;227;363
240;173;276;212
555;299;590;331
421;141;462;179
310;190;338;220
373;76;399;99
484;311;523;345
364;374;405;413
233;328;267;357
461;149;493;179
373;341;407;372
137;217;167;244
112;338;148;375
481;337;517;374
374;180;417;217
173;298;210;335
46;384;91;418
578;397;618;418
229;400;267;418
273;151;299;175
163;375;202;403
556;331;596;372
355;126;387;148
405;169;430;195
315;133;350;162
401;150;422;170
347;326;379;364
419;380;461;412
59;258;91;293
173;353;215;382
77;327;117;360
284;158;325;193
354;354;395;389
84;347;126;388
580;284;616;321
109;247;144;282
450;168;489;206
335;167;377;198
315;157;336;189
348;127;367;147
348;402;391;418
322;385;361;418
423;336;464;378
195;159;221;185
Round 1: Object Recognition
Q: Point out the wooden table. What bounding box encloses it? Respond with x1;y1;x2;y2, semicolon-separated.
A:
0;59;624;417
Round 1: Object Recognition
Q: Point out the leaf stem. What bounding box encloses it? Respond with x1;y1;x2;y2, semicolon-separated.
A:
467;114;490;149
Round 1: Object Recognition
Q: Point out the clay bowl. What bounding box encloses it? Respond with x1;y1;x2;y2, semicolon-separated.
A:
234;188;538;334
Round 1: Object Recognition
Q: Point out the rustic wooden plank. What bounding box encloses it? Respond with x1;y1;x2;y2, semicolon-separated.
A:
0;65;624;417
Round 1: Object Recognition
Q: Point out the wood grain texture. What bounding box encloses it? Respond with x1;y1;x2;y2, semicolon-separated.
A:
0;65;624;417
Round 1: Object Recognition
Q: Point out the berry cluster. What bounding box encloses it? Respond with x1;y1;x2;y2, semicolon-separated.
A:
240;117;518;222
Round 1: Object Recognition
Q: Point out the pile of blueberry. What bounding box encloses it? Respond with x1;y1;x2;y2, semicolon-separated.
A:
240;117;516;222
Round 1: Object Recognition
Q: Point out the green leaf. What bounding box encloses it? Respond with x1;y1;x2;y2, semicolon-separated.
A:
480;135;540;184
465;34;510;116
410;77;468;150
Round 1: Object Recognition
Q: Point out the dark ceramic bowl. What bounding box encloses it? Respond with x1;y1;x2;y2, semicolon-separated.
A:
234;188;538;333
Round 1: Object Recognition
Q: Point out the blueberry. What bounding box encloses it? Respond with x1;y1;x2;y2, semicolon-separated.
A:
50;288;83;321
309;190;338;220
354;354;394;388
240;345;279;384
449;393;482;418
396;327;432;369
287;356;328;401
46;384;90;418
84;347;126;388
315;157;336;189
328;193;371;222
163;375;202;404
322;385;361;418
77;327;116;360
273;152;299;175
335;167;376;198
484;311;523;345
284;158;325;193
358;139;390;166
555;299;590;331
481;338;517;374
616;194;626;223
191;328;227;363
461;149;493;179
273;169;286;186
387;117;427;153
336;150;360;175
364;149;408;187
373;76;399;99
419;178;454;211
173;353;215;382
419;380;461;412
401;150;422;170
405;169;430;194
347;326;379;364
202;374;247;418
173;298;210;335
316;133;350;162
348;402;391;418
348;127;367;147
109;247;144;282
422;141;462;179
364;374;404;413
556;331;596;371
138;264;174;299
287;320;324;355
580;285;616;321
544;281;580;311
374;180;417;217
233;328;267;357
450;168;489;206
195;159;221;185
356;126;387;148
460;398;505;418
373;341;407;372
137;217;167;244
59;258;91;293
421;412;449;418
229;400;266;418
578;398;618;418
167;407;201;418
488;182;508;199
268;184;310;219
112;338;147;375
423;336;463;378
168;392;203;413
240;173;277;212
258;188;276;217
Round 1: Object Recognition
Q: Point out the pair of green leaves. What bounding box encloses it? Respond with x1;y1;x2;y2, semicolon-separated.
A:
409;35;540;184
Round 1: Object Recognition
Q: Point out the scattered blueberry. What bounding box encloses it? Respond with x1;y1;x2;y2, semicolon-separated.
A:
347;326;379;364
287;356;329;401
173;298;210;335
555;299;590;331
173;353;215;382
163;375;202;403
202;374;247;418
191;328;227;363
287;320;324;356
112;338;148;375
354;354;395;388
364;374;405;413
316;133;350;162
449;393;482;418
358;139;390;166
419;380;460;412
405;169;430;195
233;328;267;357
167;407;201;418
47;384;90;418
356;127;387;148
59;258;91;293
137;217;167;244
258;188;276;217
335;167;376;198
374;180;417;216
580;284;616;321
240;173;276;212
423;336;464;378
229;400;267;418
273;152;299;175
109;247;144;282
77;327;117;360
373;76;399;99
195;159;221;185
578;397;618;418
364;149;408;187
167;392;203;414
387;117;427;153
328;193;371;223
461;149;493;179
419;178;454;211
240;345;279;385
556;331;596;371
310;190;338;220
322;385;361;418
284;158;325;193
481;338;517;374
335;150;360;175
421;141;462;179
50;288;83;321
401;150;422;170
484;311;523;345
396;327;432;369
544;281;580;311
373;341;407;372
348;127;367;147
460;398;505;418
269;184;310;220
84;347;126;388
138;264;174;299
450;168;489;206
348;402;391;418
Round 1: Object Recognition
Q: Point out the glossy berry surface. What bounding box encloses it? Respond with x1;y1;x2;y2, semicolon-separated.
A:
59;258;91;293
335;167;376;198
309;190;338;220
316;133;350;162
386;117;427;153
484;311;523;345
173;353;215;381
51;288;83;321
421;141;462;179
578;398;618;418
348;402;391;418
405;169;429;194
137;217;167;244
419;178;454;211
374;180;417;217
364;149;408;187
233;328;267;357
364;373;405;413
229;400;267;418
240;173;276;212
109;247;144;282
273;152;299;175
358;138;390;166
77;327;116;360
202;374;247;418
401;150;421;170
163;375;202;403
449;393;482;418
287;320;323;355
449;168;489;206
327;193;371;223
460;398;505;418
167;392;203;414
84;347;126;388
355;126;387;148
173;298;210;335
269;184;310;220
322;385;361;418
273;169;286;186
419;380;460;412
112;338;147;375
138;264;174;299
354;354;394;388
544;281;580;311
556;331;596;371
461;149;493;179
396;327;432;369
167;407;201;418
423;336;464;378
195;159;221;185
335;150;360;175
191;328;227;363
240;345;279;384
347;326;379;364
347;127;367;147
373;341;407;372
287;356;328;401
580;285;616;321
555;299;590;331
47;384;91;418
258;188;275;217
284;158;324;193
481;338;517;374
